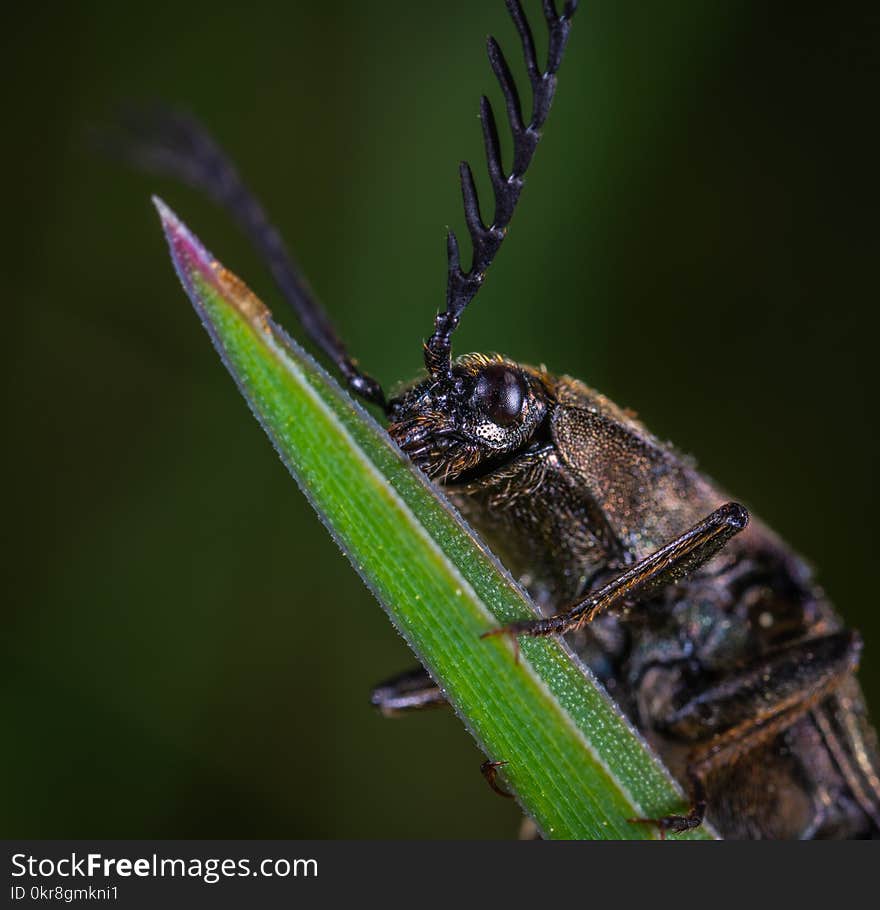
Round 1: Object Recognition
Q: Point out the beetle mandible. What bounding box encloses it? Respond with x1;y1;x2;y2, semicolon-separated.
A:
124;1;880;838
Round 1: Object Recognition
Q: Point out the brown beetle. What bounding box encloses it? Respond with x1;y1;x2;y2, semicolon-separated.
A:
121;1;879;837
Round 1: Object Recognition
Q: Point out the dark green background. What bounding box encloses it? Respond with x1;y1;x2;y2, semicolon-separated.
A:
3;1;878;837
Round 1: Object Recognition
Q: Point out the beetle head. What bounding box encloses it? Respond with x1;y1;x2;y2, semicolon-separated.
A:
388;354;552;483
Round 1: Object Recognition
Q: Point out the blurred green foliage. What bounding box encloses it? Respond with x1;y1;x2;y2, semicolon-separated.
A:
2;0;877;837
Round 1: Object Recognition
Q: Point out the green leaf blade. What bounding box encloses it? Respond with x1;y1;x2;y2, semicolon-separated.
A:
156;197;713;840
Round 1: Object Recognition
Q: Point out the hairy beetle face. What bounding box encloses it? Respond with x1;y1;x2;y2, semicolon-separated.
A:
388;354;552;483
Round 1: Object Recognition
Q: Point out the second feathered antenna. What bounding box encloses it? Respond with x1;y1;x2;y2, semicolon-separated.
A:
108;2;578;411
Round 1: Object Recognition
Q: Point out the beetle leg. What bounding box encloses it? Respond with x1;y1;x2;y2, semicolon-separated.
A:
632;630;862;836
370;666;448;718
481;760;515;799
484;502;749;640
371;672;523;803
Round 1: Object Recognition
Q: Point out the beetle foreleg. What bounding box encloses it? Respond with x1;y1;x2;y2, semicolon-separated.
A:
483;502;749;640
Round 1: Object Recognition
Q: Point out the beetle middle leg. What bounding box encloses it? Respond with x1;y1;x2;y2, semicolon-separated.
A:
372;669;522;802
632;629;863;836
370;666;447;718
484;501;749;641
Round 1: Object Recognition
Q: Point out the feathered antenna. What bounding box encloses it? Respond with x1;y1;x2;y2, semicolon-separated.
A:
101;106;387;410
424;0;579;380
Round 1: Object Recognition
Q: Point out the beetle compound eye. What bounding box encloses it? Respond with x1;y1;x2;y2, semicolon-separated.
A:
474;365;527;426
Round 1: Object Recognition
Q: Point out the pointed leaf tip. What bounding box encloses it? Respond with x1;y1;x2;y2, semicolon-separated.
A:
154;196;221;300
151;194;175;227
